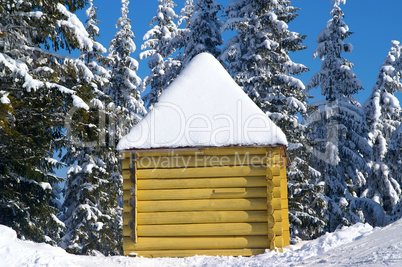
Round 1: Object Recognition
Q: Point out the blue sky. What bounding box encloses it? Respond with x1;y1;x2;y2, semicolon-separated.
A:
74;0;402;105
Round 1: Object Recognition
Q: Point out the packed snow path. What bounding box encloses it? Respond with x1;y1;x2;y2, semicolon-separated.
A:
1;220;402;266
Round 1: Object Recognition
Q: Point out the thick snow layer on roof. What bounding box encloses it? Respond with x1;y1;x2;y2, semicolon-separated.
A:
117;53;287;150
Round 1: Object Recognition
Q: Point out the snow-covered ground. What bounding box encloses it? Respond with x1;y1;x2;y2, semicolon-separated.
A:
1;220;402;267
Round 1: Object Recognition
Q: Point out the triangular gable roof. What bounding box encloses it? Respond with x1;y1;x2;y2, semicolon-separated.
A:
117;53;287;151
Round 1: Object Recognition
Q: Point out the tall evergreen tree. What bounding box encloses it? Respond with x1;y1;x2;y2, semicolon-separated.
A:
307;0;381;232
139;0;184;110
363;41;402;214
84;0;146;254
106;0;146;123
221;0;324;242
60;0;123;255
181;0;224;66
0;0;100;244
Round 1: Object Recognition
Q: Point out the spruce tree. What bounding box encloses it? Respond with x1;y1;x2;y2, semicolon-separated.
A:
139;0;184;110
87;0;146;254
221;0;324;241
307;0;382;231
363;41;402;214
0;0;100;244
60;0;123;255
181;0;224;67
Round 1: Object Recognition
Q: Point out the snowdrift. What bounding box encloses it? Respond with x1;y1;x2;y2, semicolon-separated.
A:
1;219;402;266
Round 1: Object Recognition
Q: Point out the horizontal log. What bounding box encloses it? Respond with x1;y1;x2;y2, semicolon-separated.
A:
123;190;131;201
123;236;270;250
137;165;267;179
135;147;270;158
273;210;282;222
273;221;283;236
135;155;268;169
135;176;267;190
123;225;131;236
122;152;131;159
122;170;131;180
135;187;267;201
137;198;268;212
272;176;281;187
271;166;281;176
273;187;281;198
124;211;272;225
267;180;274;192
122;158;132;170
134;222;268;237
123;180;131;190
123;248;266;257
266;168;273;179
272;198;282;210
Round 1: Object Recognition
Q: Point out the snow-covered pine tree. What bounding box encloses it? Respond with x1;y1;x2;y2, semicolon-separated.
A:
0;0;100;244
139;0;185;110
307;0;382;231
60;0;123;255
91;0;146;254
221;0;325;241
363;41;402;215
180;0;224;67
106;0;146;134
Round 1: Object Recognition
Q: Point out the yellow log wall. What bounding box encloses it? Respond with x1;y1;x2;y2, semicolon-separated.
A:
122;146;289;257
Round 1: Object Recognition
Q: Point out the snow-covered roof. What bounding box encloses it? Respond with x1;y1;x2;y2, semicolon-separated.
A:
117;52;287;151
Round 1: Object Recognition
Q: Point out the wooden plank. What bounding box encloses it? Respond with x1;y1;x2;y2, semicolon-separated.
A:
123;190;131;201
122;170;131;179
273;210;282;222
271;166;280;176
122;152;131;159
273;187;281;198
123;225;131;236
122;158;131;170
136;187;267;200
135;154;268;169
273;221;283;236
135;176;267;190
137;165;267;179
123;248;266;257
135;222;268;237
123;180;131;190
135;147;268;157
124;210;270;225
272;198;282;210
272;175;281;187
137;198;267;212
123;236;270;250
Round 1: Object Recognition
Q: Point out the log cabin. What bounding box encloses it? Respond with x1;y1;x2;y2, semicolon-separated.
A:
117;53;290;258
